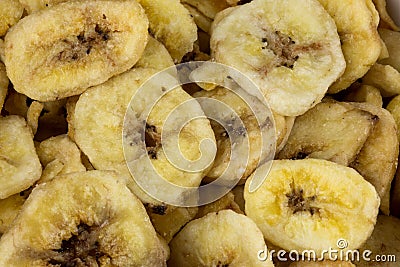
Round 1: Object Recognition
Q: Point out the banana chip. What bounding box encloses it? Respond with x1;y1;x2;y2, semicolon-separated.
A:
0;170;167;266
211;0;345;116
0;0;24;37
0;115;42;199
245;159;380;255
349;102;398;215
74;38;215;209
320;0;382;93
169;210;274;266
4;0;149;101
137;0;197;62
278;101;378;166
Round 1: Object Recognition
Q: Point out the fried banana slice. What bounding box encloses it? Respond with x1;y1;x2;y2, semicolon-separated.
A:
277;101;377;166
211;0;345;116
0;0;23;37
74;37;215;209
0;170;167;266
169;210;274;266
349;102;398;214
4;0;148;101
319;0;382;93
0;115;42;199
245;159;380;255
136;0;197;62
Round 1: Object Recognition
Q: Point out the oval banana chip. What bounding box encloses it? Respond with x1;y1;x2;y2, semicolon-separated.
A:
169;210;274;266
0;170;167;266
245;159;380;256
211;0;345;116
4;0;149;101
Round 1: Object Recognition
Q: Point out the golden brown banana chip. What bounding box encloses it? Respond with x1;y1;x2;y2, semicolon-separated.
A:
0;115;42;199
169;210;274;266
0;0;24;37
0;62;8;111
0;170;167;266
320;0;382;93
4;0;149;101
277;101;378;166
